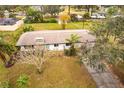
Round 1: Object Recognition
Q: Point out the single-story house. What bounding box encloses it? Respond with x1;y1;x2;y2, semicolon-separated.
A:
0;18;24;31
16;30;96;51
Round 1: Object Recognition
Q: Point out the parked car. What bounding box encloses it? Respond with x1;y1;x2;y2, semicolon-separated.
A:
70;14;83;22
91;13;97;19
91;13;106;19
111;14;123;18
97;13;106;19
76;15;83;21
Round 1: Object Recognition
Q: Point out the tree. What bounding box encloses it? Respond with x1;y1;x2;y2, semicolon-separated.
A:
65;34;81;56
25;7;43;23
14;47;50;74
0;38;14;65
107;6;118;17
80;17;124;71
41;5;60;16
59;13;70;29
15;6;29;12
68;5;71;15
0;44;15;67
0;49;7;63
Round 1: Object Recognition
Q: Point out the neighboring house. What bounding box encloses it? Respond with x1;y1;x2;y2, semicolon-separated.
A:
91;13;106;19
31;5;42;11
0;18;24;31
16;30;96;51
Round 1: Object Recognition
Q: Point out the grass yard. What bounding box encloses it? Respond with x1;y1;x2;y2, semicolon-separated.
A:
0;21;93;45
0;25;24;45
25;21;92;30
0;54;96;88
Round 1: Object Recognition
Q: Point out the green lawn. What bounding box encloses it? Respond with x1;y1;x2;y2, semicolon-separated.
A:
0;54;96;88
0;21;93;45
25;21;92;30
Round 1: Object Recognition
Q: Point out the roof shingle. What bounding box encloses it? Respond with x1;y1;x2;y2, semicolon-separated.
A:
16;29;96;46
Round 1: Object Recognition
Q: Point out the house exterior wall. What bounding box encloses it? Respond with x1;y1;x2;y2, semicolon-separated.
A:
45;44;70;51
20;43;85;51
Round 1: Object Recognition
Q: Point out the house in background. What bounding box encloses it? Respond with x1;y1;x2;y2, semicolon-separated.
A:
16;30;96;51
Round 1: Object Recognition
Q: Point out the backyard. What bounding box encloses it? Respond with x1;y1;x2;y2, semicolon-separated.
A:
0;52;96;88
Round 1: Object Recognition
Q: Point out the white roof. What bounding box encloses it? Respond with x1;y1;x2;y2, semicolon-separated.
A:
16;29;96;46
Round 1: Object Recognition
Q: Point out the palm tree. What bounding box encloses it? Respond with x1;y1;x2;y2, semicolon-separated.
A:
0;44;15;67
66;34;81;56
0;49;7;63
0;38;13;66
66;34;81;45
0;41;7;64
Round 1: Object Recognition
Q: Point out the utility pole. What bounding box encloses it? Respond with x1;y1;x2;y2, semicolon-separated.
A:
68;5;71;15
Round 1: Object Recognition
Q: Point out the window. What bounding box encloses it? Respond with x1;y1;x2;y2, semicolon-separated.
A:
66;43;71;46
54;44;59;47
31;45;34;48
36;39;43;42
24;45;33;49
46;45;49;49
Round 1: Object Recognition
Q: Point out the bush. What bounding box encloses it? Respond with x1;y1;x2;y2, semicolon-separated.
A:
119;38;124;44
47;18;57;23
23;25;34;33
9;13;16;18
44;18;57;23
70;14;78;22
64;49;70;56
64;46;77;56
83;12;90;19
16;74;29;88
24;17;31;23
0;80;11;88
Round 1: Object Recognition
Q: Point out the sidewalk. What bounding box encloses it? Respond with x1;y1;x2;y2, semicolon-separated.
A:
83;62;121;88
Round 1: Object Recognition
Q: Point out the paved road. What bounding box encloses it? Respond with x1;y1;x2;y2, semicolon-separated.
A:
83;62;121;88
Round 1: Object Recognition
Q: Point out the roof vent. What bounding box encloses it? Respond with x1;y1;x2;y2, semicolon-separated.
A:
35;37;44;45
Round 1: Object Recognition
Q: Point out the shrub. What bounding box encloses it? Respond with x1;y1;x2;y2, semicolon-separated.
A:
64;49;70;56
23;25;34;33
70;14;78;22
47;18;57;23
16;74;29;88
44;18;57;23
83;12;90;19
9;13;16;18
107;6;118;16
0;80;11;88
64;47;77;56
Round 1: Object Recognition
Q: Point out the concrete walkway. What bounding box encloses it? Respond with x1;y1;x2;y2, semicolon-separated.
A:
83;62;121;88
